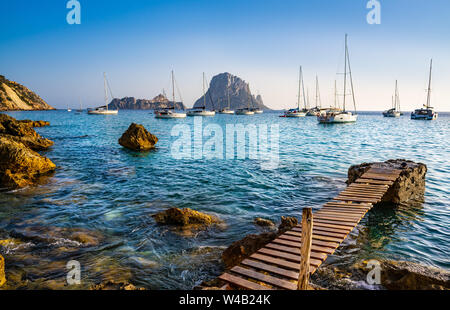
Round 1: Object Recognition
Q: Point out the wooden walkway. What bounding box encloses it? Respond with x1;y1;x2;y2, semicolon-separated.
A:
218;167;402;290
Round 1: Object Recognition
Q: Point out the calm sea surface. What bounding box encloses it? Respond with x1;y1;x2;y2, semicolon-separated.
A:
0;110;449;289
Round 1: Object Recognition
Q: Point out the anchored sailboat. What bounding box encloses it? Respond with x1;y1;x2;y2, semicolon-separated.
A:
283;66;307;117
383;80;401;117
411;60;438;120
318;34;357;124
307;76;326;116
155;71;187;119
88;73;119;115
187;73;216;116
236;83;255;115
219;77;235;114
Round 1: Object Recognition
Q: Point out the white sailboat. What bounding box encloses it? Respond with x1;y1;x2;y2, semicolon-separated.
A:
88;73;119;115
187;73;216;116
411;60;438;120
383;80;401;117
318;34;357;124
155;70;187;119
219;78;235;114
283;66;307;117
236;83;255;115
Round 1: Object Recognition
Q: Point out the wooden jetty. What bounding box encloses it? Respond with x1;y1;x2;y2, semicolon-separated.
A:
218;167;402;290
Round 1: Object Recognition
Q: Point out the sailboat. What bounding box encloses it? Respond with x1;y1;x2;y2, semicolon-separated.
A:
283;66;307;117
307;76;326;116
383;80;401;117
219;77;235;114
187;73;216;116
67;104;72;112
154;71;187;119
88;73;119;115
411;60;438;120
318;34;357;123
76;98;83;113
236;83;255;115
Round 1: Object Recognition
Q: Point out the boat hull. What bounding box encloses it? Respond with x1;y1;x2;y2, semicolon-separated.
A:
186;110;216;116
318;112;357;123
88;110;118;115
285;112;306;117
218;110;235;114
236;110;255;115
411;113;438;120
155;111;187;119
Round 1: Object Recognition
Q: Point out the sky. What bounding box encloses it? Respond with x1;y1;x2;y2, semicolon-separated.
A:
0;0;449;111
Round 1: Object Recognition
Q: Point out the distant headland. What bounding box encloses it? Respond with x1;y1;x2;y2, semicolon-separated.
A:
0;75;54;111
107;95;185;110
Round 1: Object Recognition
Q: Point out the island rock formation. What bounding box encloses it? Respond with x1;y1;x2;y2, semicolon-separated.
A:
0;75;54;111
118;123;158;151
108;94;185;110
348;159;427;204
0;114;55;188
193;73;270;111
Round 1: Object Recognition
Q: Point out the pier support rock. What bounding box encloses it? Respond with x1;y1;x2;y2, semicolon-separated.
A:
118;123;158;151
348;159;427;204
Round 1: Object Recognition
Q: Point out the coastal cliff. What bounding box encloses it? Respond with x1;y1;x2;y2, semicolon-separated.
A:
0;75;54;111
108;95;185;110
193;73;270;111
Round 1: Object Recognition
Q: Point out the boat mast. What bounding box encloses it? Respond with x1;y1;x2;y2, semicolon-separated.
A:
203;72;206;110
227;75;231;110
394;80;398;111
172;70;175;110
334;80;338;109
103;72;108;112
346;35;357;114
300;66;307;110
426;59;432;109
343;35;348;112
297;67;302;110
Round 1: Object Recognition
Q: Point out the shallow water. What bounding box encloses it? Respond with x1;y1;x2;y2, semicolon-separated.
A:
0;110;449;289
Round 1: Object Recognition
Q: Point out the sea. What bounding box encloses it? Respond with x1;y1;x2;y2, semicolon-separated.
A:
0;110;448;289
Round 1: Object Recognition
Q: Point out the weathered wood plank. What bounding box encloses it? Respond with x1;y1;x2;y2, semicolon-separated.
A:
231;266;297;290
219;273;273;290
355;178;393;185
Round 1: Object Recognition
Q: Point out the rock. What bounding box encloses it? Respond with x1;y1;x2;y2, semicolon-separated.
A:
18;120;50;127
278;216;298;233
108;95;185;110
91;280;145;290
118;123;158;151
0;254;5;287
0;136;56;188
222;232;277;268
380;260;450;290
254;217;275;227
0;75;55;111
347;159;427;204
152;208;219;227
193;73;270;111
0;114;53;151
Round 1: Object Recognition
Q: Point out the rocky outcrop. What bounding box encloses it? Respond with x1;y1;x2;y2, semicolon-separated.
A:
0;75;54;111
0;114;55;189
108;95;185;110
193;73;270;111
118;123;158;151
348;159;427;204
0;254;5;287
18;120;50;128
380;260;450;290
222;216;298;268
153;208;219;227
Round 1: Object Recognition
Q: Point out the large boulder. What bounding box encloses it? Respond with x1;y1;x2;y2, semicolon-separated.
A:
0;114;53;150
0;136;56;188
0;254;5;287
118;123;158;151
153;208;219;227
348;159;427;204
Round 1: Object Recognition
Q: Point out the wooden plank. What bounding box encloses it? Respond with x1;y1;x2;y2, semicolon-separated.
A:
278;234;339;248
250;253;303;272
367;167;402;175
286;229;347;239
293;225;350;235
241;259;298;280
348;184;389;190
361;173;399;181
339;192;384;199
313;221;355;231
318;209;368;216
333;196;380;203
342;188;387;194
315;212;362;220
264;243;327;260
231;266;297;290
219;273;273;290
324;202;372;209
314;217;360;226
258;248;322;267
272;238;335;254
355;178;393;185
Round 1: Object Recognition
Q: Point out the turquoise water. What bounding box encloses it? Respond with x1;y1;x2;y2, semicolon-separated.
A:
0;110;449;289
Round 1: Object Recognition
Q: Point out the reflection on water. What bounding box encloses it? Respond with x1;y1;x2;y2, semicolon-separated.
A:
0;110;449;289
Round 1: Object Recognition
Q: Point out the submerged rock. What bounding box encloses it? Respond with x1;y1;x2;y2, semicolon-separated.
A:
118;123;158;151
91;280;145;290
278;216;298;233
348;159;427;204
153;208;220;227
254;217;275;227
0;136;56;188
0;254;5;287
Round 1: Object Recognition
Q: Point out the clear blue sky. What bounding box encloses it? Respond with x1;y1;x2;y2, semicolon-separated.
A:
1;0;449;111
